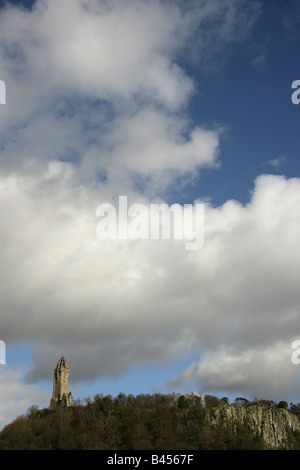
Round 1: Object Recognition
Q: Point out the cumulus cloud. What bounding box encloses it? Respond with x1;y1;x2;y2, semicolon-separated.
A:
0;367;48;430
166;342;297;401
0;0;193;123
101;108;223;194
0;0;259;181
1;168;300;404
3;0;299;422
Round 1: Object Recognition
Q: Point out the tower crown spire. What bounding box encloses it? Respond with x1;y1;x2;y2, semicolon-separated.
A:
50;355;73;408
56;355;69;370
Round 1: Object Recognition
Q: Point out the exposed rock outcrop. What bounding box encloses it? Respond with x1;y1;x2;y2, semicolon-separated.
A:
205;404;300;449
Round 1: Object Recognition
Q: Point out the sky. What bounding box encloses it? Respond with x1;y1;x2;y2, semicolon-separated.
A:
0;0;300;430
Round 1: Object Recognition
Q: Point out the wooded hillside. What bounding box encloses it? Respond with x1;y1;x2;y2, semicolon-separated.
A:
1;393;300;450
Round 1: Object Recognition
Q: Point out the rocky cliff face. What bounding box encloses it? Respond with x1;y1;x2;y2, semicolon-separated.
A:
205;404;300;449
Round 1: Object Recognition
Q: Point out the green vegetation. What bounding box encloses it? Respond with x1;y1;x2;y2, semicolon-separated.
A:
0;393;299;450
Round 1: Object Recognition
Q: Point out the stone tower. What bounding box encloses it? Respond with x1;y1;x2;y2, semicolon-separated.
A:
50;355;74;408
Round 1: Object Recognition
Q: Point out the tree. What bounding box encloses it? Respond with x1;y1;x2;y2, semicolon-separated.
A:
204;395;221;408
234;397;250;406
220;397;229;405
277;401;289;410
26;405;40;418
178;395;189;410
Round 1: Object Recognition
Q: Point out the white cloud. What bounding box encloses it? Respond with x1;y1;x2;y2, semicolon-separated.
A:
167;342;297;401
267;156;287;169
101;108;222;192
0;0;228;189
4;0;300;429
0;367;48;431
1;168;300;403
0;0;194;113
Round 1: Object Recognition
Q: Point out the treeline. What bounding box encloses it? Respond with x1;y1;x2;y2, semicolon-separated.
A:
0;392;299;450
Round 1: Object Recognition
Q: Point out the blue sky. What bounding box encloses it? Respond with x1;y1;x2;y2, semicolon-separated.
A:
188;10;300;207
0;0;300;429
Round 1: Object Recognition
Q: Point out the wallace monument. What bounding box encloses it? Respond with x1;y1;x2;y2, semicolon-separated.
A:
50;355;74;408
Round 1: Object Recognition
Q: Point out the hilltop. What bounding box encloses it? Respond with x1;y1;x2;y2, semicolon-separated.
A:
1;393;300;450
